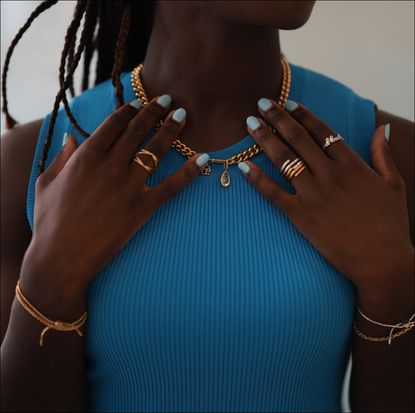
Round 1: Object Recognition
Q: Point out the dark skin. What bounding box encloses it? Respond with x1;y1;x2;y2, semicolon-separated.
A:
1;0;414;411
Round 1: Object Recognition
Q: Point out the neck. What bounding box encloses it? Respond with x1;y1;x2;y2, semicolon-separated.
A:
141;4;282;153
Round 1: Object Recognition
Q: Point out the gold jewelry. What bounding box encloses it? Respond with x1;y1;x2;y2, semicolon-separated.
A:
133;148;159;174
353;320;414;345
15;280;87;347
280;157;307;181
131;55;292;188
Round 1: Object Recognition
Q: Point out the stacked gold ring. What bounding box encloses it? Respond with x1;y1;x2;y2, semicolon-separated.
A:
280;157;307;181
133;148;159;174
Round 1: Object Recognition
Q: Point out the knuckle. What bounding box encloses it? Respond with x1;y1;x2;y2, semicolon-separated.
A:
182;164;196;180
293;108;307;121
286;127;305;145
146;103;162;118
254;126;272;142
268;188;280;207
267;107;285;124
126;120;148;137
250;169;263;184
108;111;129;126
160;179;178;200
162;120;180;136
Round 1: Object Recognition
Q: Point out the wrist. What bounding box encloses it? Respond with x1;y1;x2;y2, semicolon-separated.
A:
18;245;88;321
356;270;414;326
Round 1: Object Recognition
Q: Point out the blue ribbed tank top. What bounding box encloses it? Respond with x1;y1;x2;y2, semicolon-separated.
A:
26;60;376;412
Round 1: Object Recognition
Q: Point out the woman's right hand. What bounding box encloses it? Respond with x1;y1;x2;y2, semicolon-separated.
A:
20;96;209;300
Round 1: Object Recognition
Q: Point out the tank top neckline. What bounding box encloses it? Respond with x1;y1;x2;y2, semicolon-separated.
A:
120;60;304;160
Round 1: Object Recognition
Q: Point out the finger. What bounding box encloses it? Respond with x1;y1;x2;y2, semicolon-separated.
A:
127;108;187;188
111;94;172;162
83;98;142;153
246;115;314;195
370;124;403;187
283;99;352;162
40;133;79;184
148;152;210;208
256;97;329;170
237;159;298;215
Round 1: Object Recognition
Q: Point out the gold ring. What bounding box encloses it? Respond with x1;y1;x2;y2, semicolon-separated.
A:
282;158;307;181
133;148;159;174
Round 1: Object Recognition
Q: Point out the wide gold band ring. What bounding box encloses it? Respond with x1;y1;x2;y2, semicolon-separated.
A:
133;148;160;174
280;157;307;181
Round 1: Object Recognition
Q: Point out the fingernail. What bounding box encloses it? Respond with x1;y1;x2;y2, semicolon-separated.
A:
156;94;171;108
246;116;261;131
129;98;142;109
238;161;250;175
385;123;390;142
284;99;298;112
196;153;210;167
62;132;69;146
258;98;273;112
172;108;186;123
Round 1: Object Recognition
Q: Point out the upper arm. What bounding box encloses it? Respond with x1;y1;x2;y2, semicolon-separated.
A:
1;119;43;344
375;108;414;244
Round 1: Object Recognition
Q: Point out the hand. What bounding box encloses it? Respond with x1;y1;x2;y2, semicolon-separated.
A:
21;96;210;297
239;98;413;294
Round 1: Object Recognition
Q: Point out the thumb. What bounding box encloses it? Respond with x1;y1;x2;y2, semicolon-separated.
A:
370;123;401;185
43;132;79;181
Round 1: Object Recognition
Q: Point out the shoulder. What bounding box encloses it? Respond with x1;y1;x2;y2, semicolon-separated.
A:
1;118;44;262
376;108;414;242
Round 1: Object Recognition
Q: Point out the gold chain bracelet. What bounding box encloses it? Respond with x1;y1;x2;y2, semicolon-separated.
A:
15;280;87;347
353;320;415;344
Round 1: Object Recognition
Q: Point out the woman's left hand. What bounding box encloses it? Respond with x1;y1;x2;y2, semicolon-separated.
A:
240;98;414;296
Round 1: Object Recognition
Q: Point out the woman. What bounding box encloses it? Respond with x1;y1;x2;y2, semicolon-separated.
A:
1;1;414;412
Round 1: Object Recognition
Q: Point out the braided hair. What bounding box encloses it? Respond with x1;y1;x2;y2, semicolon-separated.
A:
1;0;155;176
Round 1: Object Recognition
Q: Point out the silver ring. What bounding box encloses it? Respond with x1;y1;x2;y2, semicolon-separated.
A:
322;133;344;150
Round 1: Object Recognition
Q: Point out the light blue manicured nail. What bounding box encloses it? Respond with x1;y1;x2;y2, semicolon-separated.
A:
129;98;142;109
196;153;210;167
385;123;390;142
258;98;273;112
62;132;69;146
238;161;250;175
172;108;186;123
156;94;171;108
284;99;298;112
246;116;261;131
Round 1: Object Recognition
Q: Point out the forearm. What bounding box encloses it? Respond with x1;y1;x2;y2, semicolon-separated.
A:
349;267;415;412
1;260;89;412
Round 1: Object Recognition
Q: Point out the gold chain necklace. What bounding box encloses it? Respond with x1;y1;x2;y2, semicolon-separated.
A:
131;54;291;187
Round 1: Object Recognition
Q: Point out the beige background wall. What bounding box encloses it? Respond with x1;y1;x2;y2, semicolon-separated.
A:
1;1;414;412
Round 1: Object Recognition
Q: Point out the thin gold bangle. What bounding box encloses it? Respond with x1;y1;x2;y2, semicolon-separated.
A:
15;280;87;347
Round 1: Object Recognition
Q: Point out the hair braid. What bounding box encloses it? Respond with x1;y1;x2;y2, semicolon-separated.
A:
81;1;99;91
39;0;88;175
2;0;155;177
111;1;132;109
59;0;98;138
1;0;59;129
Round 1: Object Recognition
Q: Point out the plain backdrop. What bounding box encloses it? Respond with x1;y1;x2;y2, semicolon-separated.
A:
1;1;414;412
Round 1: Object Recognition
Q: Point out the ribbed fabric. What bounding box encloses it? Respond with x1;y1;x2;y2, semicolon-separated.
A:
26;59;376;412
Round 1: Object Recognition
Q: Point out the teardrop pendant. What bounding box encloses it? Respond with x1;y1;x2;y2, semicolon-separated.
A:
220;161;231;188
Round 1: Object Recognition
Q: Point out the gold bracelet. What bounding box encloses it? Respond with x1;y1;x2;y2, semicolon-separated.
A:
15;280;87;347
353;320;415;344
